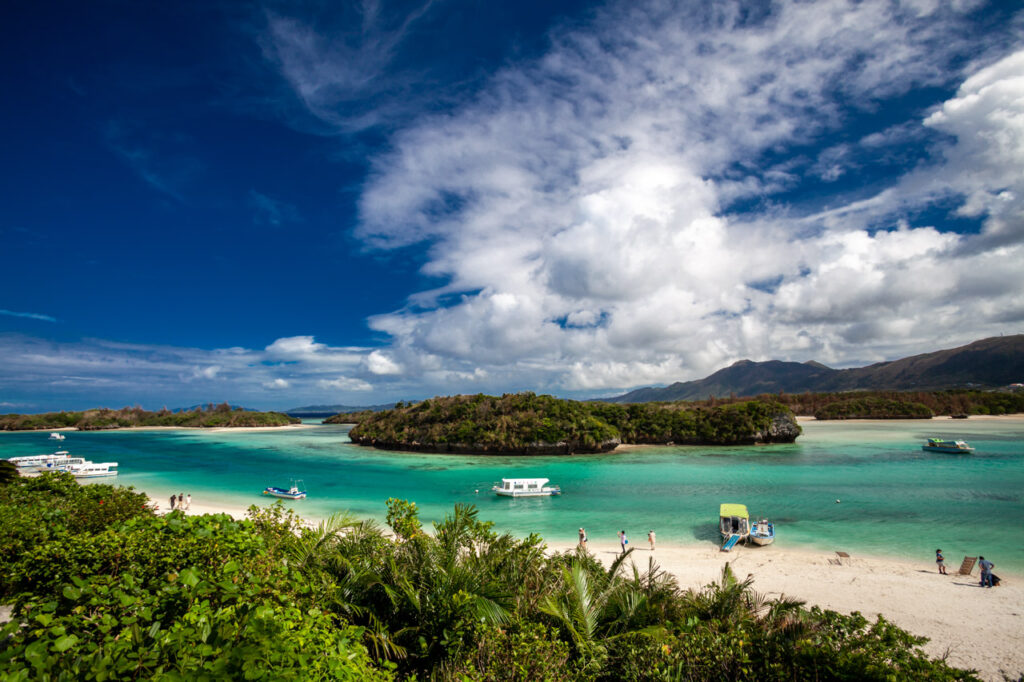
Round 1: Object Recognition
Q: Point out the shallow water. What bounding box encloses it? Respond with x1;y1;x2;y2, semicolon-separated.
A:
3;418;1022;571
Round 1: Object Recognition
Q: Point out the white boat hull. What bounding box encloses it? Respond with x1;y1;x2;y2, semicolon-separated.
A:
72;471;118;478
750;534;774;546
493;488;560;497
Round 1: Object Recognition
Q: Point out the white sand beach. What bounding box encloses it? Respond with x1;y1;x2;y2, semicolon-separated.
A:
163;497;1023;681
546;539;1024;681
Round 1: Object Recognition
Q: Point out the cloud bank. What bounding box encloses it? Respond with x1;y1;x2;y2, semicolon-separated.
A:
351;0;1024;391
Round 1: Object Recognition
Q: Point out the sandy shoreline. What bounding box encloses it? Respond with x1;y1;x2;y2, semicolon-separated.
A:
161;496;1023;681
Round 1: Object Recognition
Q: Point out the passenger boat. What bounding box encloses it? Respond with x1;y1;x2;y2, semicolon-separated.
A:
719;503;749;551
65;461;119;478
6;450;74;473
492;478;561;497
750;518;775;546
922;438;974;454
263;480;306;499
49;432;66;441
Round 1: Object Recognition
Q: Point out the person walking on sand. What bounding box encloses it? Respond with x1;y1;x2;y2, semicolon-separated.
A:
935;549;947;575
619;530;628;554
979;556;995;588
578;527;587;549
170;494;177;511
648;530;656;551
185;494;192;511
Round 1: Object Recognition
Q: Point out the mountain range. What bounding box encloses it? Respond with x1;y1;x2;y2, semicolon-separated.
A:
608;335;1024;403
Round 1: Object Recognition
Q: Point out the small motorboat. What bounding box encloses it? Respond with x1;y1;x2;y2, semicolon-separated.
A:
492;477;561;497
750;518;775;546
49;432;66;441
922;438;974;454
263;480;307;499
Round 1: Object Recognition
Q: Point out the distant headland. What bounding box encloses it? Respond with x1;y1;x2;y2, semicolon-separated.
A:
0;403;299;431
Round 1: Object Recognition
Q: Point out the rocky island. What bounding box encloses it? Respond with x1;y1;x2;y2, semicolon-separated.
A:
346;392;800;455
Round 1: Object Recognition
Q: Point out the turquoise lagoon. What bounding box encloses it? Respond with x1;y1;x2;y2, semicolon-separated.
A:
3;418;1022;572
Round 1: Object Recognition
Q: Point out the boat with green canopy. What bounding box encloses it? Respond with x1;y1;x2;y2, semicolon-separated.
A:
719;503;750;551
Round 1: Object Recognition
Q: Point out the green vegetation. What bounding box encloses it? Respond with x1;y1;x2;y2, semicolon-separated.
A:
0;403;300;431
347;393;800;454
812;397;934;420
696;387;1024;419
0;475;982;680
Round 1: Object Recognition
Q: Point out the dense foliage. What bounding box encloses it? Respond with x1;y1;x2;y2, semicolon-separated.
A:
349;393;622;454
0;403;300;431
347;393;799;453
812;397;934;420
685;389;1024;419
0;475;984;680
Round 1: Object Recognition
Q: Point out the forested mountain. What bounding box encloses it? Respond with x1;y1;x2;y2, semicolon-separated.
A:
609;335;1024;403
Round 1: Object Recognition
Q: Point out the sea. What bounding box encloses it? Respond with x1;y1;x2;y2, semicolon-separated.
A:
3;418;1022;573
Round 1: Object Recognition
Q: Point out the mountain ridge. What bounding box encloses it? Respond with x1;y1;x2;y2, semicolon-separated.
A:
607;335;1024;403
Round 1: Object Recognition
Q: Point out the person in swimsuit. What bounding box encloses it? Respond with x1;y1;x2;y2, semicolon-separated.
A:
935;549;946;575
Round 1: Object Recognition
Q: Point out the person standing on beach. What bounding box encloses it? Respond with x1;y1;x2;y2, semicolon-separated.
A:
170;494;176;511
619;530;628;554
648;530;656;551
186;494;192;510
979;556;994;587
578;527;587;549
935;549;947;574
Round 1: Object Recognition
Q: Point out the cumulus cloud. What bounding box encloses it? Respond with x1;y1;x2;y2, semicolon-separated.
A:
262;378;290;390
346;0;1023;390
317;376;372;391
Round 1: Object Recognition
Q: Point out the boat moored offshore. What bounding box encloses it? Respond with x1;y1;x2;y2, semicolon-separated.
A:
922;438;974;454
49;432;66;441
492;478;561;497
263;480;307;499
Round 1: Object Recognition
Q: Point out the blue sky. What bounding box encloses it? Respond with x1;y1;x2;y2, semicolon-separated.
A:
2;0;1023;412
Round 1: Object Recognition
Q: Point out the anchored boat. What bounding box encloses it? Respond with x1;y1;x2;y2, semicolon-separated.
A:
922;438;974;454
6;450;74;473
49;432;66;441
64;461;119;478
264;480;307;499
492;477;561;497
719;503;750;551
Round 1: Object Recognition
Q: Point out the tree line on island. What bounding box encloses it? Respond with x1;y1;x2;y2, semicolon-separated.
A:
0;472;985;681
0;403;299;431
334;393;801;455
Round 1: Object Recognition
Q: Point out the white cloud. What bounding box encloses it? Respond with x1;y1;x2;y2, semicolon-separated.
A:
347;0;1022;390
365;350;402;375
317;376;373;391
262;378;290;390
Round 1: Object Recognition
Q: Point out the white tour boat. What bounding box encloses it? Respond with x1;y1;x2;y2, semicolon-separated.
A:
65;461;119;478
491;478;561;497
49;432;66;441
6;450;74;473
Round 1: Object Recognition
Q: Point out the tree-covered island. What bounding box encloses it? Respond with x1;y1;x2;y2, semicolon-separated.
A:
0;403;300;431
341;393;801;455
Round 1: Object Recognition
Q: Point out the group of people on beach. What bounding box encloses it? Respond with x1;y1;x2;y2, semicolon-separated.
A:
578;528;656;554
169;493;191;511
935;549;1000;587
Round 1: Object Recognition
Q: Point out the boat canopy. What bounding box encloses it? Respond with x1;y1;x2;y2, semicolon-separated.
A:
500;478;550;486
720;503;749;519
